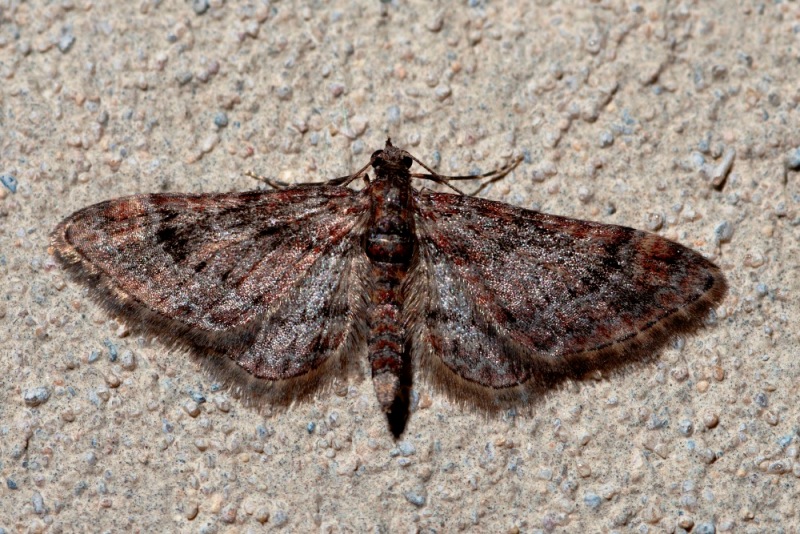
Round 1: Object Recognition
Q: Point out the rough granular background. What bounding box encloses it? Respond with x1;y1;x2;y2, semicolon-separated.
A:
1;1;798;532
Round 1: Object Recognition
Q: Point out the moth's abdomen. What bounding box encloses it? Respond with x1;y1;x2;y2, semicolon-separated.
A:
364;175;415;415
367;264;407;411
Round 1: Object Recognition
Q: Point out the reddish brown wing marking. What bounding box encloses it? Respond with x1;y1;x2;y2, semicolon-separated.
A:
410;191;727;408
52;187;371;404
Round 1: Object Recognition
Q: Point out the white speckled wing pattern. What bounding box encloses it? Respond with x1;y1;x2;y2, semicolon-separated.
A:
409;191;727;409
52;187;372;405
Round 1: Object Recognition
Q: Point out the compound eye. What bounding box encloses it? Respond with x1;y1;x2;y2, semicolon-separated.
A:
371;150;384;161
401;155;413;168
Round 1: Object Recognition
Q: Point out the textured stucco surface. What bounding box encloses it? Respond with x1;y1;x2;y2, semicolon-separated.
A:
1;1;798;532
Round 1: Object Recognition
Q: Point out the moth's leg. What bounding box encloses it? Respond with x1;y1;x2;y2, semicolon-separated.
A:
410;155;523;196
244;171;292;190
245;159;375;189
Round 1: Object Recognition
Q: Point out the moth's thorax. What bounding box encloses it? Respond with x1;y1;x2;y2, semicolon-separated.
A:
364;171;416;264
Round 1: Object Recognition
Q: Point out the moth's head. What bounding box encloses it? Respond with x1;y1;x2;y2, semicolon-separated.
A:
370;138;413;172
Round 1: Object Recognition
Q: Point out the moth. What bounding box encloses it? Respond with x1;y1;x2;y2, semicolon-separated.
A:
52;139;726;436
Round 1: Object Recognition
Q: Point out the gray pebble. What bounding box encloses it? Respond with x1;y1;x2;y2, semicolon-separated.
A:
103;339;118;361
697;448;717;464
176;72;193;86
0;174;17;193
386;105;401;123
644;212;664;231
599;131;614;147
32;491;45;514
183;401;201;418
328;411;340;427
272;510;288;527
583;492;601;509
690;151;706;169
786;147;800;170
434;84;452;101
713;220;734;244
58;33;76;53
426;11;444;32
24;387;50;407
755;283;768;298
766;459;791;475
213;112;228;128
276;86;293;101
678;419;694;437
404;490;426;507
192;0;210;15
397;441;416;456
694;522;715;534
120;350;136;371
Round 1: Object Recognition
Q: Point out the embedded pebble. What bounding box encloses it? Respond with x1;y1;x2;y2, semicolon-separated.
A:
786;147;800;170
0;174;17;193
183;401;201;417
576;461;591;477
104;339;118;361
58;33;76;53
191;0;210;15
766;459;791;475
213;112;228;128
702;413;719;429
743;251;765;268
678;419;694;436
396;441;416;456
697;449;717;464
386;105;401;123
120;350;136;371
434;84;452;101
404;490;426;507
272;510;288;527
643;212;663;231
426;12;444;32
583;492;601;509
220;503;237;523
328;82;345;97
713;221;734;244
276;86;293;101
598;131;614;147
31;491;45;514
695;522;716;534
200;134;219;154
24;387;51;407
577;186;593;204
175;71;193;86
677;516;695;530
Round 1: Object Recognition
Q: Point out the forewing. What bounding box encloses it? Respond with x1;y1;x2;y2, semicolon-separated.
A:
410;191;726;406
53;187;371;401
